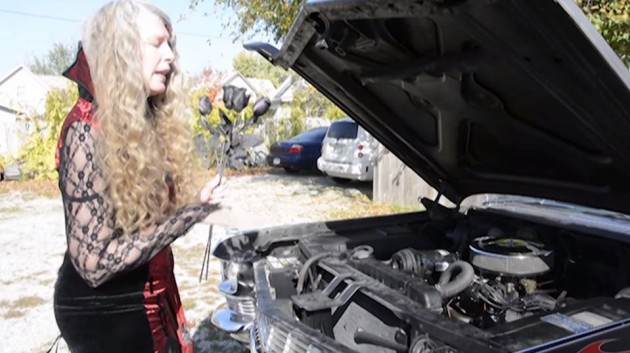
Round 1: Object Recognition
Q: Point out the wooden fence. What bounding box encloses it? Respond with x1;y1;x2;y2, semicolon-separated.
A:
373;144;441;207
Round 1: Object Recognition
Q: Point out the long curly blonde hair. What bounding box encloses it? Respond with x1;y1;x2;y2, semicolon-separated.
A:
82;0;199;234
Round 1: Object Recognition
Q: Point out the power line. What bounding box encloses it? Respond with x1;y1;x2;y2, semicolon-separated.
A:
0;9;80;23
0;9;231;40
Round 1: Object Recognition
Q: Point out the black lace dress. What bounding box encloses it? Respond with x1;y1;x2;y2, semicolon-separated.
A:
53;47;212;353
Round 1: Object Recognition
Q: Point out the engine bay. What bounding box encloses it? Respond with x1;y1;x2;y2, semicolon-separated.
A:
253;209;630;352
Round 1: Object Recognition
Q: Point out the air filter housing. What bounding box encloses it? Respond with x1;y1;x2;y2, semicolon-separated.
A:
469;236;554;277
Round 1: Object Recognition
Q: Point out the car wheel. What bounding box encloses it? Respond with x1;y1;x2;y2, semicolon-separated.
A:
284;167;300;174
331;177;351;184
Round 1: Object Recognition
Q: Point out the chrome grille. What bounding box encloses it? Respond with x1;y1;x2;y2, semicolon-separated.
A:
226;293;256;321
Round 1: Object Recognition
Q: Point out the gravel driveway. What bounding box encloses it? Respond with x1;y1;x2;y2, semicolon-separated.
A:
0;171;372;353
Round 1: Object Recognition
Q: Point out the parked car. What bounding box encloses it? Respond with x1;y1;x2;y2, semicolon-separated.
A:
317;117;377;183
210;1;630;353
3;163;20;181
0;158;19;181
267;127;328;173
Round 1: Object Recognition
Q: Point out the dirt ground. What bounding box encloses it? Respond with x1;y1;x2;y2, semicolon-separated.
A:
0;170;376;353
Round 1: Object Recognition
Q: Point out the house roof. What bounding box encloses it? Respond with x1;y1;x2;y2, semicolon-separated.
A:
246;78;276;97
0;104;18;114
222;71;277;98
0;64;25;86
222;71;247;83
222;71;250;88
272;76;295;103
0;64;69;92
36;75;70;91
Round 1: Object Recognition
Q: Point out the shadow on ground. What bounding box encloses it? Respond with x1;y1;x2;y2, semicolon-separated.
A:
255;168;374;200
192;316;248;353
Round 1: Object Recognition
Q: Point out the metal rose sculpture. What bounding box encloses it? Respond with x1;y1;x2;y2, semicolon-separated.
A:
198;87;272;282
198;85;272;180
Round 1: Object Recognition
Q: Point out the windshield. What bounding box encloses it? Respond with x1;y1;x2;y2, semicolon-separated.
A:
460;194;630;235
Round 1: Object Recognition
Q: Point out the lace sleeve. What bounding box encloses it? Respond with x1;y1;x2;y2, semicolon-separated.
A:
59;121;212;287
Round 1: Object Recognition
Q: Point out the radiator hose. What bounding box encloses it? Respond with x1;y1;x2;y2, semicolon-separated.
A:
436;261;474;299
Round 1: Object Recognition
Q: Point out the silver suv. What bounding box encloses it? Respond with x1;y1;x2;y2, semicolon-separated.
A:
317;117;377;182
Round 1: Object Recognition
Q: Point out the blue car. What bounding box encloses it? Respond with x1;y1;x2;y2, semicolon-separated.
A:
266;127;328;173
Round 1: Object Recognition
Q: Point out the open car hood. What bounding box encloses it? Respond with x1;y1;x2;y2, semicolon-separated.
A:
246;0;630;214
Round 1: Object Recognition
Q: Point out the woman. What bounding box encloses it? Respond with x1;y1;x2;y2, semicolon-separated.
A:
53;1;222;352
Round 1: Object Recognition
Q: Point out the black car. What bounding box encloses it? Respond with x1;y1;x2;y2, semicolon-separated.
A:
267;127;328;173
210;1;630;352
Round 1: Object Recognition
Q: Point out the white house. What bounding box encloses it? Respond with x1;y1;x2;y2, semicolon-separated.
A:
0;104;21;157
221;72;276;104
270;75;295;108
0;64;69;158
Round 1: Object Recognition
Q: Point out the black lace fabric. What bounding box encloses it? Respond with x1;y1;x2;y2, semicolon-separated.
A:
58;121;212;287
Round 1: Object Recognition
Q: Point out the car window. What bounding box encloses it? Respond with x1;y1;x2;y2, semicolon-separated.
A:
291;127;328;141
327;121;358;139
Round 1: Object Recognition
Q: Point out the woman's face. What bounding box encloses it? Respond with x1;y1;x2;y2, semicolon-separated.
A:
138;8;174;96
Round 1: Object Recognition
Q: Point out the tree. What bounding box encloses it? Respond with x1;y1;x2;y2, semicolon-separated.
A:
29;43;76;75
578;0;630;65
290;84;345;121
190;0;303;42
189;67;224;140
16;85;77;179
233;51;289;86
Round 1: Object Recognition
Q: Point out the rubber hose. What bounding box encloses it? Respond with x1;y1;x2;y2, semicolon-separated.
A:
436;261;474;299
296;252;338;294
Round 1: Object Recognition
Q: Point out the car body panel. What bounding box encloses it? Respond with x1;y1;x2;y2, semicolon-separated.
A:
267;127;328;171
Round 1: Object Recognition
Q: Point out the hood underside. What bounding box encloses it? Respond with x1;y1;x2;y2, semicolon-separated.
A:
246;0;630;214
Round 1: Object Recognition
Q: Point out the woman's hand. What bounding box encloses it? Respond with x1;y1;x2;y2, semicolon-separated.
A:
198;174;227;206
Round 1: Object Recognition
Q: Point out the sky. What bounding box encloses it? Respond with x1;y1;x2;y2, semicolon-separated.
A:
0;0;269;77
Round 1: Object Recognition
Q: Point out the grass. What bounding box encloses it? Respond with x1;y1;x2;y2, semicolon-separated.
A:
174;244;208;258
172;243;215;279
324;200;422;220
12;295;46;309
38;278;54;286
3;308;25;319
0;205;23;214
0;295;46;320
193;166;274;189
181;297;198;311
0;271;52;288
177;281;197;293
0;180;59;199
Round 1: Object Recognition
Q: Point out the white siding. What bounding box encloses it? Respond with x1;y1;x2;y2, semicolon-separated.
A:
0;109;20;157
0;68;48;115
